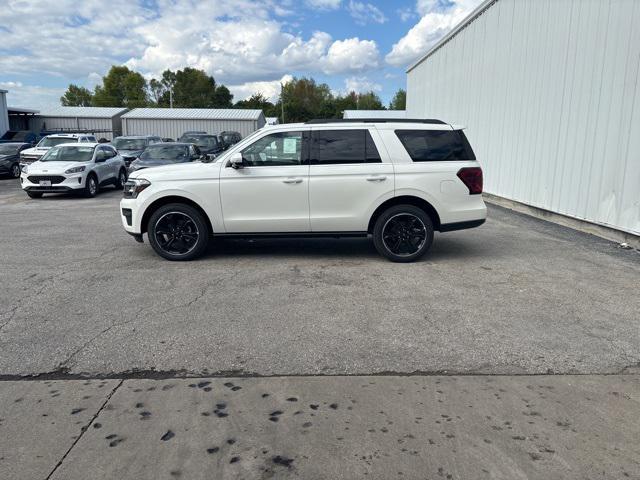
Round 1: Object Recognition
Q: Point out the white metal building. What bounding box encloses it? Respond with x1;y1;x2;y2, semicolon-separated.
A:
0;90;8;136
407;0;640;237
121;108;266;140
343;110;406;119
29;106;128;140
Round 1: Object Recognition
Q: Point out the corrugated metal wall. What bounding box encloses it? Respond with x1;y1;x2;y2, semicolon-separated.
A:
30;117;119;140
122;119;260;140
407;0;640;236
0;92;8;136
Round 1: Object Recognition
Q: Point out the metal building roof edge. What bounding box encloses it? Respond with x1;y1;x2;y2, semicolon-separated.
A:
35;106;129;118
121;108;264;121
406;0;499;73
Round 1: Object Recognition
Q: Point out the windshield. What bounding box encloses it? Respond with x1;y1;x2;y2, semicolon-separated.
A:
0;144;19;155
38;137;76;148
139;145;188;161
113;138;147;150
183;136;218;148
40;145;95;162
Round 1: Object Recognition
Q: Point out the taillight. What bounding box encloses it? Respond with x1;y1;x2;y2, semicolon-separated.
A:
457;167;483;194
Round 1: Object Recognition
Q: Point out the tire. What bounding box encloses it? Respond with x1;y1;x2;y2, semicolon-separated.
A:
372;205;434;263
26;191;43;199
147;203;209;261
10;163;21;178
115;168;127;189
83;174;98;198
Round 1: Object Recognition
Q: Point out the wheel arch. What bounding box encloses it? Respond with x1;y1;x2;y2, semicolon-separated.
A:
367;195;441;233
141;195;214;235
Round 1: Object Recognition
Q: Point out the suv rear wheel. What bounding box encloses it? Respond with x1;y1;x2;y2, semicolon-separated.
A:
148;203;209;261
373;205;434;262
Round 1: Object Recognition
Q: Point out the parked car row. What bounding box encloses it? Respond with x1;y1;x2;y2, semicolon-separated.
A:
10;129;244;199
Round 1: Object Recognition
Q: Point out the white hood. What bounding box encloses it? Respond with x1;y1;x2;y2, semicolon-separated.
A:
26;161;87;174
21;146;51;156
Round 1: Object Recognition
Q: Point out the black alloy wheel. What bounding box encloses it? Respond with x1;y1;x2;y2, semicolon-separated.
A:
373;205;434;262
148;203;209;261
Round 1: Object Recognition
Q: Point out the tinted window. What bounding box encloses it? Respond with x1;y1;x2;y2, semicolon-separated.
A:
395;129;476;161
140;145;188;161
241;131;303;166
312;130;381;164
41;145;95;162
113;138;147;150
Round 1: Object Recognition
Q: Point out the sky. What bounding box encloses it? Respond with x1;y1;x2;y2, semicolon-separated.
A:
0;0;482;109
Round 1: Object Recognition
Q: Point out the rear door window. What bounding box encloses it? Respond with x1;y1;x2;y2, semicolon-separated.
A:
311;130;381;164
395;130;476;161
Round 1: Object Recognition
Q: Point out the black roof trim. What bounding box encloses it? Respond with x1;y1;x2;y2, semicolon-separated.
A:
305;118;447;125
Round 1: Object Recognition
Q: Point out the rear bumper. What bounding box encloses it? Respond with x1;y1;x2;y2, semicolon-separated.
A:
439;218;486;232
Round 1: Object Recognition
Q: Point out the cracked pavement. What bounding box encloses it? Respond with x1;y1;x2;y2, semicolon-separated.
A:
0;178;639;378
0;177;639;479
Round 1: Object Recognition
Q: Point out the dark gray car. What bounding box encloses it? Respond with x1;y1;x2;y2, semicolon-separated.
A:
112;136;162;167
0;143;31;178
127;143;203;173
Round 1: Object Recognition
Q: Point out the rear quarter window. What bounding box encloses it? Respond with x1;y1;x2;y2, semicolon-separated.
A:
395;129;476;161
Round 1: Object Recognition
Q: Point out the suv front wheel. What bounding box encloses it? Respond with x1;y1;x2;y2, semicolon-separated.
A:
148;203;209;261
373;205;434;263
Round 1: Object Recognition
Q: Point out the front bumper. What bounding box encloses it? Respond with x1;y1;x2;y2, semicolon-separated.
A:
120;198;142;234
20;173;86;193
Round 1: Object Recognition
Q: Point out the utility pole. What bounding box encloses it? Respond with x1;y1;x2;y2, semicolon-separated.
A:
170;87;173;109
280;82;285;124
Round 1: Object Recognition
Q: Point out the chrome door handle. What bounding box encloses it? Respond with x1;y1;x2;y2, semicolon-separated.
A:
282;177;303;184
366;175;387;182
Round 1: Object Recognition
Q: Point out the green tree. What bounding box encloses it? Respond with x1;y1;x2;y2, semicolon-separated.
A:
235;93;274;111
279;77;334;123
212;84;233;108
389;88;406;110
152;68;233;108
60;84;93;106
354;91;384;111
92;66;148;108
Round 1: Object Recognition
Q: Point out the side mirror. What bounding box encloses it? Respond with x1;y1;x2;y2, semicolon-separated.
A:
229;152;244;169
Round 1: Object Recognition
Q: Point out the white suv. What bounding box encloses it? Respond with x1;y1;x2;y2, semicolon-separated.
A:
21;143;127;198
120;119;486;262
20;133;97;164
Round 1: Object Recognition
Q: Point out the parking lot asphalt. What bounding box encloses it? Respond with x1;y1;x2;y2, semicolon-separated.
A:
0;176;639;378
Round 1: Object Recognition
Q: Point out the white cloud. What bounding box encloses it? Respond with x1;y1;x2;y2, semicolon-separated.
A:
323;38;380;75
343;76;382;94
386;0;482;67
0;0;381;93
229;75;294;103
306;0;342;9
398;7;416;22
3;83;65;109
347;1;387;25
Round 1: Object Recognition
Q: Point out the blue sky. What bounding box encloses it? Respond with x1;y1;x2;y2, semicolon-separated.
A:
0;0;481;108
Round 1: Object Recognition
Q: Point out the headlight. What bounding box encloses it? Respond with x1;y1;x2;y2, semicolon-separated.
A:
123;178;151;199
21;164;28;173
65;166;86;174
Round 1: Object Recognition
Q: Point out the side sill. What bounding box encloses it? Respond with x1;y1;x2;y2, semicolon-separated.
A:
213;231;369;239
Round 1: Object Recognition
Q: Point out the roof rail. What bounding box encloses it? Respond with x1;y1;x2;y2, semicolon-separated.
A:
305;118;446;125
